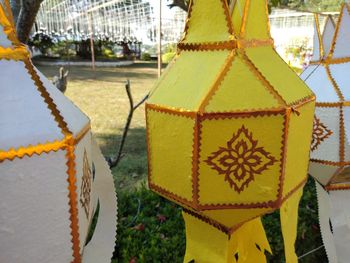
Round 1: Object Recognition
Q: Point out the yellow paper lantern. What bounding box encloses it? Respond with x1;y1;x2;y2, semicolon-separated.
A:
0;2;117;262
146;0;315;262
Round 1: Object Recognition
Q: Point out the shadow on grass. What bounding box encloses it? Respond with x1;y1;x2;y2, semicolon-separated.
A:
95;127;148;193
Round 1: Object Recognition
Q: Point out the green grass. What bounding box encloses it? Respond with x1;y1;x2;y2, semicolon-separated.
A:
37;62;326;262
37;62;155;191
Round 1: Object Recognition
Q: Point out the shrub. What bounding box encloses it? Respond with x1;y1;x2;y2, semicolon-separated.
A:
114;178;326;262
141;52;152;61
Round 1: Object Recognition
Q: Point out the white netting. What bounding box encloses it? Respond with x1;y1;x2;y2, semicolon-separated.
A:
35;0;187;44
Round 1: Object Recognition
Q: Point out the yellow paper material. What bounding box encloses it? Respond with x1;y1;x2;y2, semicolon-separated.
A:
280;188;303;263
183;211;270;263
202;207;273;229
147;109;195;201
239;0;270;39
205;55;281;112
199;114;284;205
245;46;313;105
231;217;271;263
283;102;315;197
183;0;231;43
148;50;230;110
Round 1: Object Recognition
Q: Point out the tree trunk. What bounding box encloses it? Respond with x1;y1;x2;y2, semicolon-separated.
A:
15;0;43;43
10;0;21;24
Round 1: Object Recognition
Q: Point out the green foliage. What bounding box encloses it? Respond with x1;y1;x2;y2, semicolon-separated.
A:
141;52;152;61
115;186;186;263
115;179;325;262
28;32;54;56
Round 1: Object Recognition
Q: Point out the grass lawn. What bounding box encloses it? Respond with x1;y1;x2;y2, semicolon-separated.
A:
37;62;326;262
37;62;156;192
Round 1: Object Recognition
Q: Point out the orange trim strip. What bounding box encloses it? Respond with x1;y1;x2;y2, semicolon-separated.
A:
220;0;234;36
276;109;291;205
240;0;251;38
316;101;350;107
192;114;200;208
0;46;29;60
75;123;91;144
178;41;236;51
326;182;350;191
339;106;345;163
314;14;324;59
0;140;66;163
24;60;71;136
328;3;345;60
146;103;197;118
65;137;81;263
310;159;350;166
325;65;345;101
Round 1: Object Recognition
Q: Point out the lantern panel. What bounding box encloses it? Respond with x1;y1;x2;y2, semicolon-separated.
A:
0;60;64;151
300;66;339;102
0;151;73;263
34;68;90;137
74;132;93;252
329;64;350;101
0;24;11;47
198;113;284;206
147;108;195;202
309;162;338;185
204;56;281;112
202;207;273;229
148;51;231;111
282;102;315;198
332;5;350;59
245;46;313;105
311;107;340;163
183;0;231;44
232;0;247;36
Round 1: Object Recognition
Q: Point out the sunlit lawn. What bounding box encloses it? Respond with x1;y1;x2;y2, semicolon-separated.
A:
37;62;157;192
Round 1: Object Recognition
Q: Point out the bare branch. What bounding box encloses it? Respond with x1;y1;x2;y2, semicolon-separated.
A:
108;80;149;169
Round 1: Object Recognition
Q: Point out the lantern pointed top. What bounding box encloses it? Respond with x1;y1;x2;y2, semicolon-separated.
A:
231;0;271;41
0;0;18;49
181;0;233;44
329;3;350;59
312;15;335;61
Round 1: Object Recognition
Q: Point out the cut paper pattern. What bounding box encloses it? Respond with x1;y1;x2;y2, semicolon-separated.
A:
81;149;92;219
206;126;276;193
311;116;333;152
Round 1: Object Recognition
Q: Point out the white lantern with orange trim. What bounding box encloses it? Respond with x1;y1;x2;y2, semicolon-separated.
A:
301;4;350;263
0;1;117;262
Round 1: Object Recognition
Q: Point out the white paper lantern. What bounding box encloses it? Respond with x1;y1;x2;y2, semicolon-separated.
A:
0;1;117;262
302;6;350;189
301;5;350;263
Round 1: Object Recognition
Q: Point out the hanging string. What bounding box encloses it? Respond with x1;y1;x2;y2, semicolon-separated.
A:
298;245;324;259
